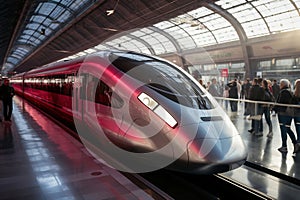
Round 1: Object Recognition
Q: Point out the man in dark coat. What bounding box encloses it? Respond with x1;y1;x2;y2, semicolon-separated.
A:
227;80;238;112
248;78;265;136
0;79;15;122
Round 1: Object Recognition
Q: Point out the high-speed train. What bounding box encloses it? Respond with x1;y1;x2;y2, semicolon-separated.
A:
11;50;247;174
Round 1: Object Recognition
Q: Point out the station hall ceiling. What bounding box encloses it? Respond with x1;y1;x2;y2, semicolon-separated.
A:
0;0;214;74
1;0;300;74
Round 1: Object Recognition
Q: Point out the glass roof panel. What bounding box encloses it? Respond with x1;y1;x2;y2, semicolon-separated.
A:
150;32;169;43
153;21;174;29
19;35;31;40
49;6;65;19
55;12;71;23
202;14;231;30
186;26;207;35
77;52;87;57
176;38;196;50
122;40;150;54
26;23;40;30
295;0;300;8
187;7;214;18
31;15;46;23
68;0;90;10
213;26;239;43
253;0;295;17
139;47;152;55
49;23;60;30
241;19;269;38
192;32;217;46
216;0;246;9
13;51;26;58
94;44;107;50
140;35;159;44
130;30;147;37
7;57;19;65
266;11;300;32
160;41;176;52
5;0;95;72
139;28;154;35
164;26;189;39
228;4;260;23
15;47;29;54
84;49;96;54
23;30;35;35
36;2;56;16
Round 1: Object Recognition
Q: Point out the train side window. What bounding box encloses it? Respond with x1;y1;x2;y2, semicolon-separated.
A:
86;74;123;108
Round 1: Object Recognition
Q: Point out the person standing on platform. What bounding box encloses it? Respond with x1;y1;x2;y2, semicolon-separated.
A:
227;80;238;113
292;79;300;151
274;79;298;153
272;79;280;116
262;80;274;138
241;78;251;117
272;79;280;100
248;78;265;136
208;78;221;97
0;78;3;122
0;79;15;122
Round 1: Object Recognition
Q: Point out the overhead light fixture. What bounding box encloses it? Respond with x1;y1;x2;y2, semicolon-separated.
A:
106;10;114;16
106;0;119;16
55;50;71;53
40;28;46;35
102;27;118;32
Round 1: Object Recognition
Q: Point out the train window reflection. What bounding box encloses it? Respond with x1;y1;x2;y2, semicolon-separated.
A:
86;75;123;108
110;52;213;109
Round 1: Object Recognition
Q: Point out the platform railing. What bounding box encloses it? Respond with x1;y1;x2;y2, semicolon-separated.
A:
214;96;300;117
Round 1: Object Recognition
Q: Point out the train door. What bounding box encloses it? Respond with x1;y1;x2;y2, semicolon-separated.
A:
84;73;125;141
73;73;87;122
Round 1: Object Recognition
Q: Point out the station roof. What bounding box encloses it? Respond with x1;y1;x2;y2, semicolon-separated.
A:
1;0;300;74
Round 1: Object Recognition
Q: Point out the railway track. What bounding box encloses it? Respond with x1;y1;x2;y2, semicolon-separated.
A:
139;170;274;200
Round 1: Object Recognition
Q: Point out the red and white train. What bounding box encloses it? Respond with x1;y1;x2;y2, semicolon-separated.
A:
11;50;247;174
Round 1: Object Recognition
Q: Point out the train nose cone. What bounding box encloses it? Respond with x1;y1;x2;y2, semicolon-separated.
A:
186;135;248;173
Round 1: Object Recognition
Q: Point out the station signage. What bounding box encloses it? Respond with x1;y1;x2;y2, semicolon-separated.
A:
221;68;228;77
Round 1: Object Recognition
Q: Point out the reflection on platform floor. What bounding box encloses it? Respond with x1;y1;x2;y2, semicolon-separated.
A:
221;101;300;200
0;97;153;200
224;101;300;180
1;96;300;199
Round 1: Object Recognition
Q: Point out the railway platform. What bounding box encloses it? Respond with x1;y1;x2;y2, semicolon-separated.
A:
1;96;300;199
226;101;300;182
0;97;154;200
221;101;300;199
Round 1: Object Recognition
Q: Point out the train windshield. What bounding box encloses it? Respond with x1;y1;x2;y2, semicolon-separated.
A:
110;52;214;109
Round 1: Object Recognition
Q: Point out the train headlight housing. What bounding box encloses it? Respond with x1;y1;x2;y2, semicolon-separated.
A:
138;93;177;128
138;92;158;110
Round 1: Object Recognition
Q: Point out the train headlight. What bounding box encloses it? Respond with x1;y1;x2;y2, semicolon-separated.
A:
138;93;177;128
138;92;158;110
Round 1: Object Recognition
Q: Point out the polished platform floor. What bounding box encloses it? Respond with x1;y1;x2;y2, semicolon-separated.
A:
0;97;153;200
1;97;300;200
225;102;300;181
221;101;300;200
